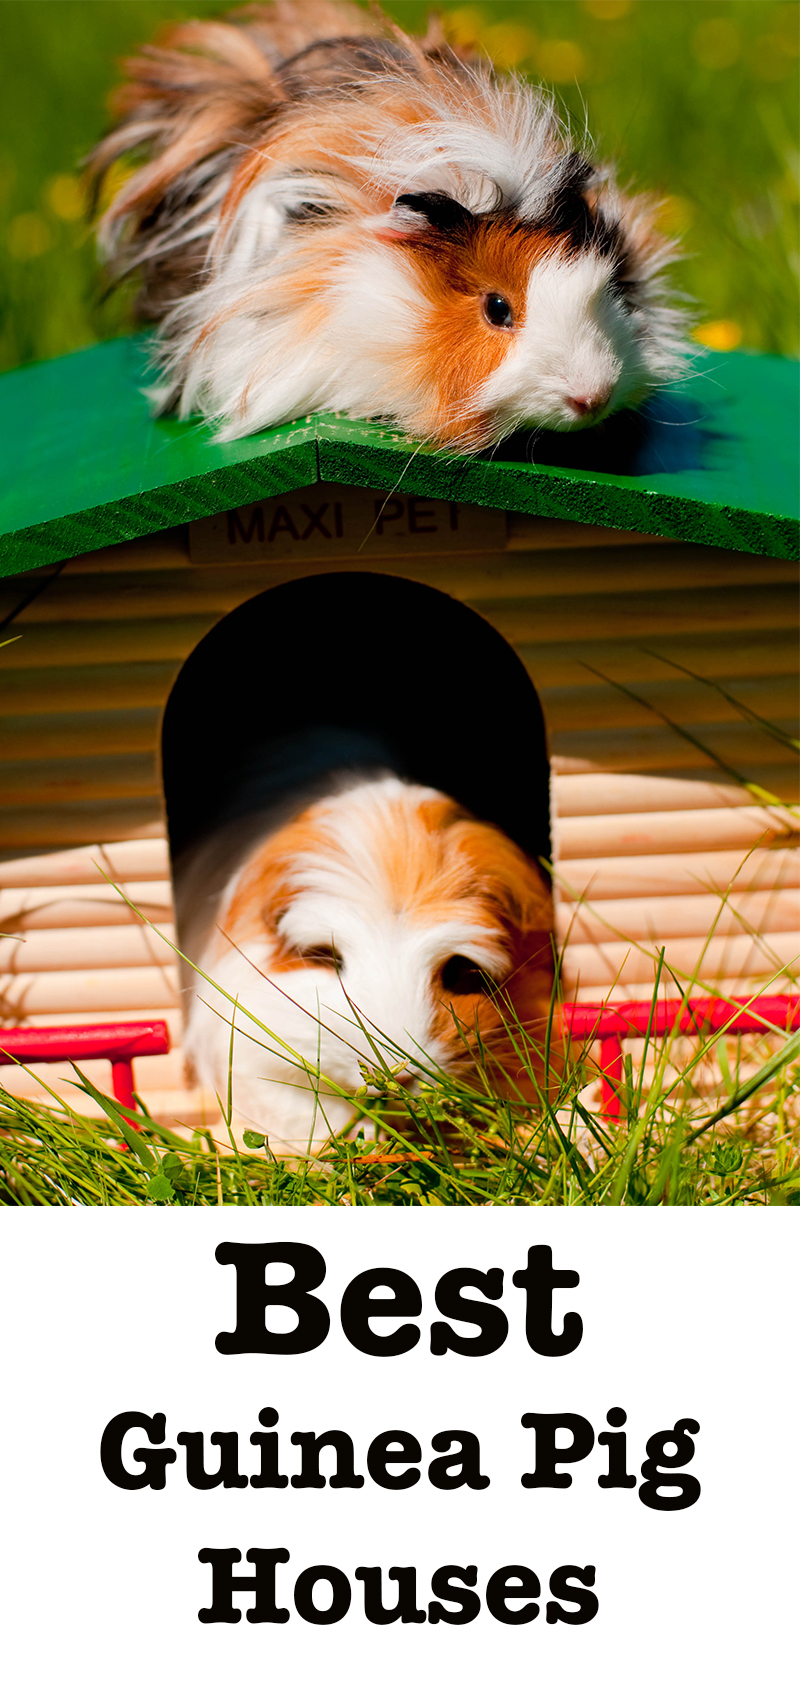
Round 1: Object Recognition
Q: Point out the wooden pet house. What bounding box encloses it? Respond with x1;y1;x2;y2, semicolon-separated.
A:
1;335;798;1124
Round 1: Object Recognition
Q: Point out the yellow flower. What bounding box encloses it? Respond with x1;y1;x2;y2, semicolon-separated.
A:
482;22;537;68
692;321;743;352
692;18;741;71
7;212;52;260
45;174;85;221
537;39;586;82
583;0;632;18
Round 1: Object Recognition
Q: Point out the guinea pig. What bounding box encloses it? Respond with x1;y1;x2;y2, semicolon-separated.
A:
90;0;687;451
182;774;556;1146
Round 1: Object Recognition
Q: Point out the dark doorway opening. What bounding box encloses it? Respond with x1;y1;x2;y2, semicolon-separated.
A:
162;572;551;940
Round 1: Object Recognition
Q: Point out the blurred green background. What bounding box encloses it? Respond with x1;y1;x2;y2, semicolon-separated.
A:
0;0;797;374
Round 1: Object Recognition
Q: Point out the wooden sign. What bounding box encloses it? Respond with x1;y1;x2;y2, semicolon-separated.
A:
189;483;507;564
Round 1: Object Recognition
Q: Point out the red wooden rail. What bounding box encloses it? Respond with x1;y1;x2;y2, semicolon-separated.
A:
563;995;799;1121
0;1020;171;1113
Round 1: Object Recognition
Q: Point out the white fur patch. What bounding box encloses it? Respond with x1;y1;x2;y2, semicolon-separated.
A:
478;251;648;432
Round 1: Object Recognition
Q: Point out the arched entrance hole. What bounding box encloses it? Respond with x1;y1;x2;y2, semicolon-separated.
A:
162;572;551;950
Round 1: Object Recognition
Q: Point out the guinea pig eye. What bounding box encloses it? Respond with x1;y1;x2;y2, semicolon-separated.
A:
298;943;343;971
482;292;514;330
441;955;493;996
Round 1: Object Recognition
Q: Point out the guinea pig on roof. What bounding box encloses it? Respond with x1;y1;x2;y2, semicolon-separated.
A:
90;0;689;450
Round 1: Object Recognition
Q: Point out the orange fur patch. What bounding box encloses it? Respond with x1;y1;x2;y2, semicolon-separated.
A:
396;220;569;447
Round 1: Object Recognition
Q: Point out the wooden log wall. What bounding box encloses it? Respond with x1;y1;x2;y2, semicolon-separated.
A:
1;491;797;1124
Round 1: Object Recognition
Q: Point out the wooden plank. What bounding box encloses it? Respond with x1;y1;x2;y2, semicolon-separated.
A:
558;805;797;859
64;531;190;573
0;965;180;1015
0;924;175;973
0;617;216;669
557;847;800;900
506;514;667;550
4;546;794;624
568;980;800;1005
556;888;800;945
16;1004;183;1032
0;804;163;850
480;584;796;644
553;771;787;816
0;884;173;929
1;340;797;577
0;838;169;887
541;674;797;733
549;721;798;774
190;486;506;564
561;930;799;989
0;663;182;718
517;632;799;688
3;585;792;670
0;711;161;763
0;755;159;808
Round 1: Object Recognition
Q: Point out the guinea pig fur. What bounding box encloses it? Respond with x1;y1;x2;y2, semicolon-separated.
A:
182;775;556;1145
90;0;688;450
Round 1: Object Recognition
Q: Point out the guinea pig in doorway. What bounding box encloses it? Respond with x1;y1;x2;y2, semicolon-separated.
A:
182;774;556;1144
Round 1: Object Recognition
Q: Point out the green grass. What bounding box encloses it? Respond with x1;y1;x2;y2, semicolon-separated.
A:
0;0;797;373
2;974;799;1205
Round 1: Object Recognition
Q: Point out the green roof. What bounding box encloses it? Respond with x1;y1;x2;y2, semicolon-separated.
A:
1;333;797;577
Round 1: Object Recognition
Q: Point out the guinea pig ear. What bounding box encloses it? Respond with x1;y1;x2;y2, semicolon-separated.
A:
380;191;475;242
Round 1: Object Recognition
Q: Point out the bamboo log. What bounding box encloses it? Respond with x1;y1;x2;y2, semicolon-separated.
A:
556;888;800;945
0;663;180;718
5;547;793;621
567;979;800;1005
6;691;795;771
517;632;798;688
0;804;164;850
64;532;190;572
552;771;793;816
0;884;173;929
0;710;161;762
479;584;795;644
14;1005;184;1034
557;846;800;900
0;837;169;887
0;966;180;1015
561;929;799;989
548;721;798;773
0;617;216;669
541;675;797;733
1;635;794;721
0;754;159;808
0;924;176;973
557;805;797;859
507;516;665;550
0;1050;184;1093
2;585;793;669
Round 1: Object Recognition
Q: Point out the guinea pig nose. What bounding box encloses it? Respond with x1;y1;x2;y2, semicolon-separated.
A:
566;389;612;418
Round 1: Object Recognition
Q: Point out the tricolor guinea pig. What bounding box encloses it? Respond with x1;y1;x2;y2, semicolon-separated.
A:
182;775;556;1145
91;0;687;449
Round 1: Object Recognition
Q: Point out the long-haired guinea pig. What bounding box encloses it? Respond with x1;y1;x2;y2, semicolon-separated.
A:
182;774;556;1145
90;0;687;451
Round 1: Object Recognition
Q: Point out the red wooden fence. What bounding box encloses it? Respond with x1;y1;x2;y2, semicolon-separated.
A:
0;1020;171;1112
563;995;799;1120
1;1002;796;1126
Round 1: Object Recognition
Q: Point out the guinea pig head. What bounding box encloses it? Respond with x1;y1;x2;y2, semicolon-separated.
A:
214;777;557;1100
377;183;668;449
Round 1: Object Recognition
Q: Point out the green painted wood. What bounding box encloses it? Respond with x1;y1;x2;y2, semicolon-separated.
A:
1;335;797;578
0;337;318;579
